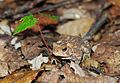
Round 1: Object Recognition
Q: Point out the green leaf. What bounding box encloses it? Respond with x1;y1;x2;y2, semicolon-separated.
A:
13;15;38;35
39;13;59;20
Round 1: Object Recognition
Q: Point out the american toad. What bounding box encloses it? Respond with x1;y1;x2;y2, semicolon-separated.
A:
52;35;91;62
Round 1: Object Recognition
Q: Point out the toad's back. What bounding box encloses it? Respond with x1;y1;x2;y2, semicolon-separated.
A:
53;35;91;60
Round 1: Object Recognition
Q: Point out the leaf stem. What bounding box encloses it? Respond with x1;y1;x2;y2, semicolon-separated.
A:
39;27;61;63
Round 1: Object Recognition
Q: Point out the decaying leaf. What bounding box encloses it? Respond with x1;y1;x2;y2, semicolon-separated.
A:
32;13;59;32
60;7;91;20
0;62;9;77
28;54;49;70
21;36;45;59
92;43;120;76
0;20;11;35
56;18;94;37
0;39;29;77
100;29;120;43
0;70;38;83
62;74;117;83
70;61;85;77
61;64;117;83
110;6;120;18
108;0;120;7
81;58;100;71
37;63;118;83
37;67;62;83
107;0;120;17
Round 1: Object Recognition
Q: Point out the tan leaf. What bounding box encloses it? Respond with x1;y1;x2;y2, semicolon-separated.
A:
0;70;38;83
57;18;94;37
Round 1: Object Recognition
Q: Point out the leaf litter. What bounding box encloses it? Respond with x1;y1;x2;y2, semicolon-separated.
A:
0;0;119;83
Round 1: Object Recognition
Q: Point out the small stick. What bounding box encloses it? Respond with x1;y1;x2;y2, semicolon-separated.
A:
82;13;109;41
0;0;44;19
39;27;61;63
82;2;111;41
39;28;51;53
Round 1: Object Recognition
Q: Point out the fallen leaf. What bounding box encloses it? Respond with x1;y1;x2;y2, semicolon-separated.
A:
0;70;38;83
92;43;120;76
28;54;49;70
108;0;120;7
0;39;29;77
37;67;62;83
60;7;91;20
56;18;94;37
0;62;9;77
110;6;120;18
81;58;100;71
0;20;11;35
70;61;85;77
62;74;117;83
21;36;44;59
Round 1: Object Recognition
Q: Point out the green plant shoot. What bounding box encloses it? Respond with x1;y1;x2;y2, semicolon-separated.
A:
13;15;38;35
39;13;59;20
13;13;59;35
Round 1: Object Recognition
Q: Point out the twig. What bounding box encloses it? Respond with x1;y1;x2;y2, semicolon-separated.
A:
0;0;44;19
15;0;45;14
39;28;51;53
9;0;80;21
39;27;61;63
82;13;109;41
82;2;111;41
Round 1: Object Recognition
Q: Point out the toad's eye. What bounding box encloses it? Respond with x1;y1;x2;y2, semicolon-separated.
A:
62;47;67;52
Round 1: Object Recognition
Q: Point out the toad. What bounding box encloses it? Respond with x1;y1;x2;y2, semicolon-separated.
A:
52;35;91;63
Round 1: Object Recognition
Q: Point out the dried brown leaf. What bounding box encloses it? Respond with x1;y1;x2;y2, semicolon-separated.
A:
92;43;120;76
108;0;120;17
61;74;117;83
108;0;120;7
0;39;29;77
110;6;120;18
0;70;38;83
61;64;117;83
21;36;44;59
37;67;62;83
